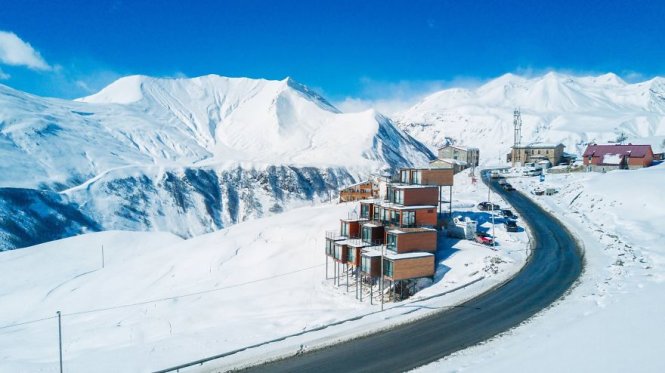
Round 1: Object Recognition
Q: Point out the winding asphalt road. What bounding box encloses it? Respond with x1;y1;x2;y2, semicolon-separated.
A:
237;172;584;373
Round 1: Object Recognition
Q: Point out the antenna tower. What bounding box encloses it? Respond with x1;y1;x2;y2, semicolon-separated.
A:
513;108;522;148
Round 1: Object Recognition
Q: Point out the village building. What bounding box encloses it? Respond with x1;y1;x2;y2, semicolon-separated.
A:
508;142;565;167
437;145;480;167
582;143;655;172
338;180;376;202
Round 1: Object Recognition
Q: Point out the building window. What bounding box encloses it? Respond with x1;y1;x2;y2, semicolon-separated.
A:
325;239;334;255
386;233;397;252
361;256;371;272
360;204;370;219
413;171;422;184
395;190;404;204
403;211;415;227
341;222;348;237
383;259;394;277
348;248;356;263
334;245;343;260
362;226;372;244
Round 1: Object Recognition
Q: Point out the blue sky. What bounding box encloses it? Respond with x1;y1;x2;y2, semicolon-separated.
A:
0;0;663;110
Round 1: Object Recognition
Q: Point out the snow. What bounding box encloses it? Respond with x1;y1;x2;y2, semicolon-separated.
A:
395;72;665;165
414;164;665;372
0;75;434;250
0;172;529;372
386;252;433;260
601;153;623;164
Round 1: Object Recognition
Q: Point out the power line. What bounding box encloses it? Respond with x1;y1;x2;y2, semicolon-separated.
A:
0;264;324;329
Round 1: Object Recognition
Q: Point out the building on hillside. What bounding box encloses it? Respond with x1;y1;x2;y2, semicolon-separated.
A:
437;145;479;167
429;158;468;174
582;143;655;172
325;167;453;304
338;180;376;202
508;142;565;167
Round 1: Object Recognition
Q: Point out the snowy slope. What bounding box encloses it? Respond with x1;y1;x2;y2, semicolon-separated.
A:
416;164;665;372
395;72;665;163
0;174;528;372
0;75;433;250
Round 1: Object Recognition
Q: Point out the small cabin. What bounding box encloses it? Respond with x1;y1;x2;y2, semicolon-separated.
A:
340;218;367;239
383;252;435;281
385;228;437;254
360;250;383;277
361;222;385;245
386;184;439;206
398;168;454;186
325;232;347;257
373;204;437;228
332;241;349;263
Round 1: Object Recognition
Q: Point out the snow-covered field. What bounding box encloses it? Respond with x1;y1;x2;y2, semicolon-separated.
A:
0;173;529;372
415;164;665;372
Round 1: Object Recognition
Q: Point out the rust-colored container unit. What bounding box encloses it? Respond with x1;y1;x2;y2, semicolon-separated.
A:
399;168;454;187
361;222;385;245
359;200;378;220
373;204;437;228
332;241;349;263
360;250;383;277
383;252;435;281
386;185;439;206
386;228;437;254
325;233;346;257
340;218;367;239
346;240;374;267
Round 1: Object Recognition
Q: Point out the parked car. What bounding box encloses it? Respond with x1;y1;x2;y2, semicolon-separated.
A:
478;202;501;211
475;231;495;245
504;219;519;232
502;183;514;191
500;209;517;219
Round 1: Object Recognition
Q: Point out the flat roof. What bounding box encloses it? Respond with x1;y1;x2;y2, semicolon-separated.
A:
361;248;383;257
386;252;434;260
387;227;437;234
362;222;382;228
390;184;439;189
376;201;437;210
340;218;368;223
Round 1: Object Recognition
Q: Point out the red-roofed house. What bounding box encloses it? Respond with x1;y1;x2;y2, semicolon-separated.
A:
582;144;654;172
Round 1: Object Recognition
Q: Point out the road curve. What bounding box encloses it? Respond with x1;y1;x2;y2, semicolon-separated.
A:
235;173;584;373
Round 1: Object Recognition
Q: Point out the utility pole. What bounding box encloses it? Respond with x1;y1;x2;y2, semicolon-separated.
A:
380;245;384;311
57;311;63;373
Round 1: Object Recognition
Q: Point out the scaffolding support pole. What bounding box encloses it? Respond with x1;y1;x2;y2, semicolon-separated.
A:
346;264;349;292
325;255;328;280
359;274;363;302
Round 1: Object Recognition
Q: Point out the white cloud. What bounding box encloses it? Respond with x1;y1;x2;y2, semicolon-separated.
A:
333;77;485;116
0;31;51;71
0;67;9;80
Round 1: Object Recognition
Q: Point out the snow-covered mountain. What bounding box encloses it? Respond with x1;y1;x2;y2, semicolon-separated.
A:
0;75;433;250
394;72;665;163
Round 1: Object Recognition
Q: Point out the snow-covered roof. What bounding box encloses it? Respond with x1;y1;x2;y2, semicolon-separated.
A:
388;227;437;234
432;158;468;166
390;184;438;189
437;145;479;152
362;222;382;228
515;142;564;149
375;201;437;210
386;252;434;260
583;144;652;158
602;153;623;165
361;248;383;257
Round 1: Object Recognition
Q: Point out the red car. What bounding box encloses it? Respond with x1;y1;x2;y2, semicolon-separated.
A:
475;232;495;245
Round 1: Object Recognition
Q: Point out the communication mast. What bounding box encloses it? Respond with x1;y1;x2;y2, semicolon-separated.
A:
512;108;522;165
513;108;522;148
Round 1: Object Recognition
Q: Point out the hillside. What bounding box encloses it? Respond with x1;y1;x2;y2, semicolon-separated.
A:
394;72;665;163
0;75;432;250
